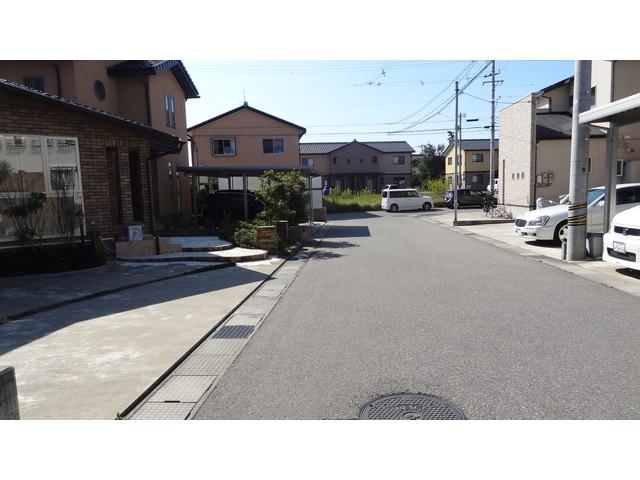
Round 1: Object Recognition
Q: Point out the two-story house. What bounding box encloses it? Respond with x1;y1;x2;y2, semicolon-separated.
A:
498;65;640;217
188;103;306;190
0;60;199;222
299;140;414;192
443;139;499;192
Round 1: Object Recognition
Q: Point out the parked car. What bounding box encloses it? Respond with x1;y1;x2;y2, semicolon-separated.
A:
443;189;497;208
486;178;499;194
202;190;265;226
381;188;433;212
603;204;640;271
514;183;640;243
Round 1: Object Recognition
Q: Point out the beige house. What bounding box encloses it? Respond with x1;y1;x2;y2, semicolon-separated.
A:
443;139;499;191
300;140;414;192
188;103;307;189
499;62;640;217
0;60;199;221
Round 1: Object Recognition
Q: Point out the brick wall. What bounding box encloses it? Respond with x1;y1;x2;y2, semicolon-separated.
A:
0;89;154;239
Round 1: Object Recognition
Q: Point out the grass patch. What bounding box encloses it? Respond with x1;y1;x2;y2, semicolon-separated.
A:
324;190;381;213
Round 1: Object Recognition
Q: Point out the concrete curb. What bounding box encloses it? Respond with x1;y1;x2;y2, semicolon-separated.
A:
0;366;20;420
453;219;514;226
6;263;233;322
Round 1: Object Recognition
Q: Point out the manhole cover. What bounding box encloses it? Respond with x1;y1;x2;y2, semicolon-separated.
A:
359;394;466;420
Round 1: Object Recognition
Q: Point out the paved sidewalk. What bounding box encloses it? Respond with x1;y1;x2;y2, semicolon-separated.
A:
0;261;226;320
0;257;284;419
418;210;640;298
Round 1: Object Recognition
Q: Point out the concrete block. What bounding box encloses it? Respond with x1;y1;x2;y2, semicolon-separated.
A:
0;366;20;420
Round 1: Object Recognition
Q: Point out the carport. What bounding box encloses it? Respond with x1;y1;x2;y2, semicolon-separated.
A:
177;165;322;223
579;92;640;231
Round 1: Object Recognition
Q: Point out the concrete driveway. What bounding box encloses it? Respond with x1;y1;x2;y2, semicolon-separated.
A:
0;258;282;419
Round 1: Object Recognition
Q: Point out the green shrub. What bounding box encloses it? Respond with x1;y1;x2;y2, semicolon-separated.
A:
256;170;309;225
232;221;259;248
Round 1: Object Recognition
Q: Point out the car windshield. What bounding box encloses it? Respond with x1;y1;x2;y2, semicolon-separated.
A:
587;188;605;205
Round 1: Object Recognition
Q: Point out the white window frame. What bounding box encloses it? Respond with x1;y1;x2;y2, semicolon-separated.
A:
164;94;176;128
211;137;236;156
262;138;285;155
392;155;405;165
471;153;484;163
0;133;85;239
301;157;315;167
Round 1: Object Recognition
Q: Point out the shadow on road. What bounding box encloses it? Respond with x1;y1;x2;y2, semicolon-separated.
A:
322;225;371;238
0;266;269;356
327;211;381;221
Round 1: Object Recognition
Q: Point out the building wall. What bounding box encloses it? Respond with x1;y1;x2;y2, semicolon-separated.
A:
0;89;154;240
148;71;191;217
116;76;149;125
0;61;62;95
499;94;536;216
535;137;608;202
190;108;303;169
71;61;121;113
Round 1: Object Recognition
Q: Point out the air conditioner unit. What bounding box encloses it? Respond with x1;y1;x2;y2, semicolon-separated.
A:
127;225;143;241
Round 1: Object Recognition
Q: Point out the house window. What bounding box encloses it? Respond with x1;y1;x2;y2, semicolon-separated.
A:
372;156;378;163
360;158;364;163
94;80;106;101
392;156;405;165
617;159;625;177
588;156;592;173
447;157;452;165
347;158;351;164
164;94;176;128
212;138;236;156
263;138;284;154
24;76;45;91
302;158;315;167
472;174;483;184
393;177;406;185
472;153;484;162
332;156;337;164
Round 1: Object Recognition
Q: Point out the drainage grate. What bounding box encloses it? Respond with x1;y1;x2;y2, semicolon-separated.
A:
212;325;254;339
359;393;466;420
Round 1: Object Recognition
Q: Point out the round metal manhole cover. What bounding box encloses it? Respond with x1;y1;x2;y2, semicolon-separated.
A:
359;394;466;420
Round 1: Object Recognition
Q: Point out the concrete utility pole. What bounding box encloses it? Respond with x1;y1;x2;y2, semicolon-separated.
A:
483;61;502;195
454;81;459;223
567;60;592;261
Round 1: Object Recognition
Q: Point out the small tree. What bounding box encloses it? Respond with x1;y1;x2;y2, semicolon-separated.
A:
256;170;309;226
50;166;83;242
413;143;447;185
0;160;47;245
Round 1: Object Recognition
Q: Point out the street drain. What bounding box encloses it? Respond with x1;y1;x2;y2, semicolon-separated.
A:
359;393;466;420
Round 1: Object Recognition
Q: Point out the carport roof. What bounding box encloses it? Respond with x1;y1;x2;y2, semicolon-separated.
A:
176;165;322;177
579;92;640;126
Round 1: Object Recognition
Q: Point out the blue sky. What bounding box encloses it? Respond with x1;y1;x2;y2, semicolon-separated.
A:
183;60;574;151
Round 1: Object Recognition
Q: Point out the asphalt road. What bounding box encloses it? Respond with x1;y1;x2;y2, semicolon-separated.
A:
195;210;640;419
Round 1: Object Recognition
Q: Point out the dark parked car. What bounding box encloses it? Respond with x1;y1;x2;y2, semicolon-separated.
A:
202;190;265;226
443;189;497;208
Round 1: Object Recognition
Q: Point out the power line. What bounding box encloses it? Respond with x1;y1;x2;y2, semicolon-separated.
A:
391;61;492;133
390;61;476;124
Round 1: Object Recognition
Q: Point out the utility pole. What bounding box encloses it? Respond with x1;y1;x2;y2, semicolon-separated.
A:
454;81;459;223
567;60;592;261
483;61;502;195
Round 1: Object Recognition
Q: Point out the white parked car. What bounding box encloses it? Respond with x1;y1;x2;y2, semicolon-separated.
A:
514;183;640;243
381;188;433;212
603;204;640;271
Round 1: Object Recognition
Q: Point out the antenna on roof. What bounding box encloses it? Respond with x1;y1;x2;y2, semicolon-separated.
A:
243;89;247;106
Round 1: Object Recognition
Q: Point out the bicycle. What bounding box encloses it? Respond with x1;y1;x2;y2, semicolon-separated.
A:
491;205;512;219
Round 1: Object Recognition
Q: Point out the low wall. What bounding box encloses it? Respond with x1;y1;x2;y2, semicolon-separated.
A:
116;236;182;258
0;366;20;419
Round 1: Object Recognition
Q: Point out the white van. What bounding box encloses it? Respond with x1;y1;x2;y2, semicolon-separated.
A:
381;188;433;212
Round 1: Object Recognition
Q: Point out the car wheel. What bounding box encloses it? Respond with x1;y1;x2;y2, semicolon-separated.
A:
554;220;568;244
422;202;432;211
389;204;399;212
